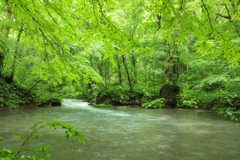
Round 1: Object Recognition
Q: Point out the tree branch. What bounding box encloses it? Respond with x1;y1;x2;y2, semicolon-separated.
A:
14;124;47;157
92;0;100;27
201;0;214;30
216;3;232;21
95;0;132;40
26;79;42;93
224;3;232;20
216;13;231;20
180;0;184;10
156;14;161;31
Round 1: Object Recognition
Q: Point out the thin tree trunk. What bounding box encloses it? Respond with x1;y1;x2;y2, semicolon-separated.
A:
164;41;171;84
122;55;132;92
131;53;137;85
115;55;122;85
97;55;104;77
0;53;4;72
5;0;12;38
105;59;110;87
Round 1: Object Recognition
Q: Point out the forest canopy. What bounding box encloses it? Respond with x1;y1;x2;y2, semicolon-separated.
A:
0;0;240;119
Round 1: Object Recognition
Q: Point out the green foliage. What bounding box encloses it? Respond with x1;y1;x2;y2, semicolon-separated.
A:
178;54;240;120
95;85;127;104
26;82;64;107
212;107;240;121
178;96;199;109
35;93;62;107
61;85;82;98
0;121;86;159
142;98;166;109
141;91;156;104
0;147;12;160
93;85;144;105
199;75;227;92
0;76;35;109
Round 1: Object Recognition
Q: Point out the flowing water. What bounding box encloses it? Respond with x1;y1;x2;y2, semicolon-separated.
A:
0;99;240;160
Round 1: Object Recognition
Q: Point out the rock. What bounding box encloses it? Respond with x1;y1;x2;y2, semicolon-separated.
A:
159;84;180;107
49;98;62;106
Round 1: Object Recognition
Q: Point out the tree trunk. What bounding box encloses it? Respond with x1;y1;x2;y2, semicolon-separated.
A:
0;53;4;72
5;1;12;38
164;41;171;84
115;55;122;85
97;55;104;77
122;55;132;92
131;53;137;85
104;59;110;87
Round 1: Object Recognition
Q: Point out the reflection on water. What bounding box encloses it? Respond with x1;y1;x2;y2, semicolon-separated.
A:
0;99;240;160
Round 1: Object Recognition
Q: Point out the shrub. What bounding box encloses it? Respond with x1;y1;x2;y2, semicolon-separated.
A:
142;98;166;109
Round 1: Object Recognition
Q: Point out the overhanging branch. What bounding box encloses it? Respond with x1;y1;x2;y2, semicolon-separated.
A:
216;13;231;20
201;0;214;30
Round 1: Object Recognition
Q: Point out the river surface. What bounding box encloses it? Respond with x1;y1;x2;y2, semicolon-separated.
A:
0;99;240;160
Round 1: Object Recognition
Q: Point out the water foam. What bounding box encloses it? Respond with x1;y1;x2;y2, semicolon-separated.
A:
61;99;132;117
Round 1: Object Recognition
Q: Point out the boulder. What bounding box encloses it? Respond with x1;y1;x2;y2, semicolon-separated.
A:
159;84;180;107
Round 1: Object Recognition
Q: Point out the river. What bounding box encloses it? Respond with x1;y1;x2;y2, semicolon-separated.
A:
0;99;240;160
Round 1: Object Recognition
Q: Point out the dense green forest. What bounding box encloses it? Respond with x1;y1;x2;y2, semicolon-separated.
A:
0;0;240;120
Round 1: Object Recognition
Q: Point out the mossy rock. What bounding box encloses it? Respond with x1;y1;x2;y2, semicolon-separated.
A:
37;98;62;107
159;84;180;107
